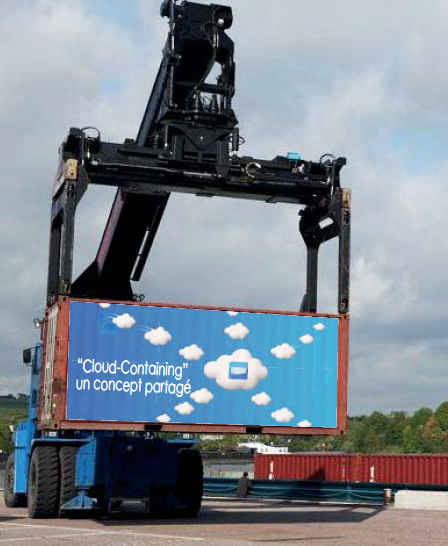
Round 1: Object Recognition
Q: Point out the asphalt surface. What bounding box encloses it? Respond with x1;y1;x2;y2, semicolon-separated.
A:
2;496;448;545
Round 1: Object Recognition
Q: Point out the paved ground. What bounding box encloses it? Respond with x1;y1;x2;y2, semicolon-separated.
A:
1;497;448;545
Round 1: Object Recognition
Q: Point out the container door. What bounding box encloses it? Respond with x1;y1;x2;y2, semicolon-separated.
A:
42;305;59;423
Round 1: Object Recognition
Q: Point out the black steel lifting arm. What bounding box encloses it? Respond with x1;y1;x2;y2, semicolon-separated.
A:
47;0;351;315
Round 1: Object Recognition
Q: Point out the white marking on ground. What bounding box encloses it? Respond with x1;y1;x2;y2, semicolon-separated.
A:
0;532;107;543
0;523;99;532
114;531;204;541
0;522;205;541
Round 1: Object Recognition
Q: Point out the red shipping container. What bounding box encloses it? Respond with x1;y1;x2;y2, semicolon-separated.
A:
255;453;448;485
353;455;448;485
255;453;353;481
39;297;350;436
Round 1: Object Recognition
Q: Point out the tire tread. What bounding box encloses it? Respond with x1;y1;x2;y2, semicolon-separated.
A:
28;445;60;518
59;445;78;511
3;453;27;508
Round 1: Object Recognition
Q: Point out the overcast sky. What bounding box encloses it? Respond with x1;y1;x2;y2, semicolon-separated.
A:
1;0;448;416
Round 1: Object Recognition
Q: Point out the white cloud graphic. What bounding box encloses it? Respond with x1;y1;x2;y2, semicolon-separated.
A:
204;349;268;391
224;322;249;340
298;420;312;427
99;303;111;309
251;392;272;406
144;326;172;346
112;313;136;329
190;388;214;404
271;343;296;359
313;323;325;331
157;414;171;423
175;401;195;415
271;407;294;423
299;334;314;345
179;344;204;361
227;311;239;317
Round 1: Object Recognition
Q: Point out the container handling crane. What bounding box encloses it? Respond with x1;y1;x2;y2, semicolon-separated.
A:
4;0;351;519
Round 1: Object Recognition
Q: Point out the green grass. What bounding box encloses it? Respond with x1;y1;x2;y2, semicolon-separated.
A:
0;396;28;427
0;395;28;411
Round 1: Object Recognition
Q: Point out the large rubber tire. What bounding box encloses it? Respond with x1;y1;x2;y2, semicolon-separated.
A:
27;445;60;518
59;446;78;513
175;448;203;518
3;453;27;508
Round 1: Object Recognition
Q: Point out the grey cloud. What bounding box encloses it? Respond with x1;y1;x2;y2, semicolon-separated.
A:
2;0;448;416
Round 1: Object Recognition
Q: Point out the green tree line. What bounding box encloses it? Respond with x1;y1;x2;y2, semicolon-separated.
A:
200;402;448;454
3;395;448;455
0;395;28;454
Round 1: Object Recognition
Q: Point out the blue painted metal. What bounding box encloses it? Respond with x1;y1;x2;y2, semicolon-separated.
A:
76;439;99;490
12;343;42;495
61;491;99;511
14;426;196;510
74;436;188;504
13;420;35;494
28;343;42;421
203;478;448;505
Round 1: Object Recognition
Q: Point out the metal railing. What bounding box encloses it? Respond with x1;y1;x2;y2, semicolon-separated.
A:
204;478;448;505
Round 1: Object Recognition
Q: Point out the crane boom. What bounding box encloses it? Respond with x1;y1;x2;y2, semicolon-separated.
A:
47;0;350;314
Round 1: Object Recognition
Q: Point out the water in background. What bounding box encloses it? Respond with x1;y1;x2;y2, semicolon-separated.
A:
203;459;254;479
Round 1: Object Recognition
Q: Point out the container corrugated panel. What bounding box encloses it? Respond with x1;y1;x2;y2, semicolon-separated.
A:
38;297;349;435
255;453;353;481
357;455;448;485
255;453;448;485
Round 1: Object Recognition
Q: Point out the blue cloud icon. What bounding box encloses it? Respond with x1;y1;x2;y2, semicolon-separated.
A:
229;361;248;380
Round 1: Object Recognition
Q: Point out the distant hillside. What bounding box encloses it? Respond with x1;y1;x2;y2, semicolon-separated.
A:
0;396;28;452
0;394;28;411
